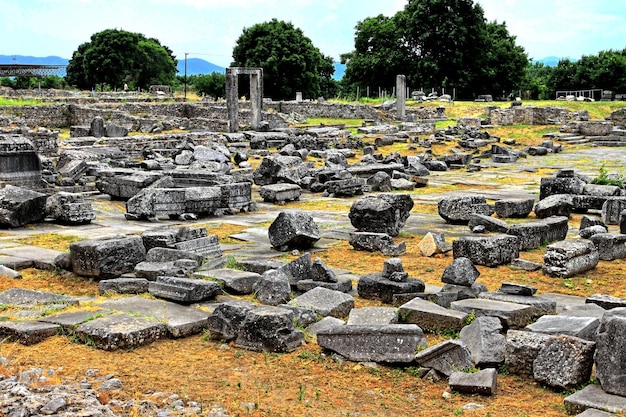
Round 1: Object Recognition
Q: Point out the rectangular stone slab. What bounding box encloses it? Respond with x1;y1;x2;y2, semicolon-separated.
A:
398;297;468;332
317;324;423;363
98;296;209;338
450;298;534;329
75;313;167;350
564;384;626;415
0;321;60;345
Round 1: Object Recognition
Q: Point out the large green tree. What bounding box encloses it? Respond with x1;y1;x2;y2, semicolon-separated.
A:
231;19;335;100
342;0;527;99
66;29;177;90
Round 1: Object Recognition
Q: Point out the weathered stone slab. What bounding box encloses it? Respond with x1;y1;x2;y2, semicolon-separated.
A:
449;368;497;395
415;340;472;377
70;236;146;279
398;297;468;332
534;194;574;218
478;292;556;316
0;321;60;345
602;197;626;225
195;268;261;295
347;307;398;325
0;288;79;307
564;384;626;415
98;278;149;295
317;324;423;363
451;298;534;329
0;185;47;227
98;296;209;338
540;175;585;200
349;232;406;256
295;278;353;293
45;192;95;225
526;315;599;341
543;240;599;278
235;306;305;353
358;273;425;304
586;294;626;310
452;234;519;267
459;316;505;367
468;213;510;233
149;276;221;303
595;307;626;396
258;183;302;203
173;235;222;260
533;335;596;390
438;195;494;225
349;193;414;237
498;282;537;296
278;252;312;288
494;198;535;218
306;316;345;336
289;287;354;318
125;187;187;219
589;233;626;261
75;313;167;350
504;330;554;376
561;303;606;319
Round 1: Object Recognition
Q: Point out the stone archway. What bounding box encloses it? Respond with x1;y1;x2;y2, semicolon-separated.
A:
225;67;263;133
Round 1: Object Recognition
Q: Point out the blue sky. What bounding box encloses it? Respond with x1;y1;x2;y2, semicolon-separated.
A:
2;0;625;67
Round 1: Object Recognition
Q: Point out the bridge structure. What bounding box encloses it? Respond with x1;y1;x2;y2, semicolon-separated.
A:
0;64;67;78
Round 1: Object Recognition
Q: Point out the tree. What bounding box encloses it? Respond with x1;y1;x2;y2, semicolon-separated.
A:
194;72;226;99
342;0;528;99
520;61;553;100
65;29;177;91
546;59;578;98
474;21;528;97
231;19;334;100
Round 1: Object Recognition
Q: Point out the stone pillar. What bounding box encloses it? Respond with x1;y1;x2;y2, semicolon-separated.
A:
295;92;303;102
226;67;263;133
226;67;239;133
249;69;263;131
396;75;406;121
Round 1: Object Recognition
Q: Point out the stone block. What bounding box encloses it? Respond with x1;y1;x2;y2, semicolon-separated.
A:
289;287;354;318
349;193;414;236
258;183;302;203
268;211;321;251
417;232;452;257
602;197;626;225
98;278;149;295
235;306;305;353
589;233;626;261
415;340;472;377
533;335;596;390
173;235;222;260
534;194;574;218
452;234;519;267
75;313;167;350
317;324;424;363
449;368;497;395
459;316;505;367
543;240;599;278
0;321;60;345
398;297;468;332
595;307;626;396
441;257;480;286
358;273;425;304
148;276;221;303
451;298;534;329
526;315;599;341
349;232;406;256
70;236;146;279
564;384;626;415
206;300;255;341
438;195;494;225
478;292;556;317
0;185;47;227
586;294;626;310
494;198;535;218
195;268;261;295
504;330;554;376
347;307;398;325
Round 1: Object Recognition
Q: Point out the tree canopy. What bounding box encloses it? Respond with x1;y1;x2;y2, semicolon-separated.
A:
231;19;335;100
65;29;177;91
341;0;528;99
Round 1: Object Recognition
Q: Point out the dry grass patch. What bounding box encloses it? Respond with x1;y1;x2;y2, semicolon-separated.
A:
15;233;83;252
0;268;98;297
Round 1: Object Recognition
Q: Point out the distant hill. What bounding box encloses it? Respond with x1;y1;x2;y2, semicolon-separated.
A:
0;54;226;77
0;55;68;65
177;58;225;76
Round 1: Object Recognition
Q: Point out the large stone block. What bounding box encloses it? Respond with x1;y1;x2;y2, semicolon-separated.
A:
268;211;321;251
595;307;626;396
289;287;354;318
438;195;494;225
459;316;505;367
398;297;468;332
75;313;167;351
543;240;599;278
533;335;596;390
452;234;519;267
235;306;305;353
70;236;147;279
317;324;423;363
0;185;47;227
349;193;414;237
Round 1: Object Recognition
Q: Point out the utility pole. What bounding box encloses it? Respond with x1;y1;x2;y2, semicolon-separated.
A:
184;52;188;101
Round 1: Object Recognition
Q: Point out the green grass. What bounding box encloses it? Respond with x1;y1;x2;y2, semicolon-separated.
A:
0;97;52;106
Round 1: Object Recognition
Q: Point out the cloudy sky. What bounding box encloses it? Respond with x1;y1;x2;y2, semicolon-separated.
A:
2;0;625;66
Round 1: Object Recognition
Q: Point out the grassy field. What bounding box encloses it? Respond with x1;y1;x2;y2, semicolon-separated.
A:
1;99;626;416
